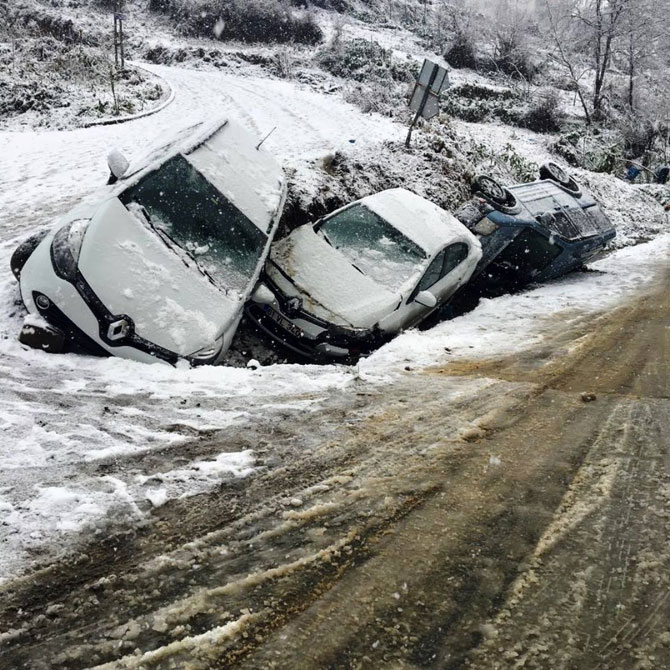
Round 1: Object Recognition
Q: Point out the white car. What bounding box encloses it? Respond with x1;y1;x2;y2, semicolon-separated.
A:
11;118;286;365
246;188;482;361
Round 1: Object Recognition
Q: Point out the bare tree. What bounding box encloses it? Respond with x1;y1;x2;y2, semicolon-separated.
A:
543;0;593;123
543;0;638;123
615;0;663;110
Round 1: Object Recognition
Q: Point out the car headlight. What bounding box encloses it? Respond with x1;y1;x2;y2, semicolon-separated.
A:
188;335;225;365
472;218;499;236
51;219;90;282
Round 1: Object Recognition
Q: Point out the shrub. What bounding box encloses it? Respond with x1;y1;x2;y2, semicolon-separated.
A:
444;30;478;69
290;0;349;9
487;25;539;82
521;89;563;133
442;83;522;125
550;136;580;167
172;0;323;45
318;37;415;84
94;0;124;9
149;0;173;11
618;116;661;159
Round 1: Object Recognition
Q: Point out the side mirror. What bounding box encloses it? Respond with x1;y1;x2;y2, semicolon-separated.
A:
415;290;437;308
107;149;129;183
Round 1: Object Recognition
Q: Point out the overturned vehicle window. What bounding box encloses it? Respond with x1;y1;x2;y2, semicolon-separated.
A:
484;228;562;285
317;204;426;290
120;155;266;294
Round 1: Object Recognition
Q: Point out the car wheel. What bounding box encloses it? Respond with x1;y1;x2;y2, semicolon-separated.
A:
18;319;66;354
473;174;520;214
539;162;582;197
10;229;49;280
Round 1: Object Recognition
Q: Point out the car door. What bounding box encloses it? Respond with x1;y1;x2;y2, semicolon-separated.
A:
382;242;471;333
423;242;471;301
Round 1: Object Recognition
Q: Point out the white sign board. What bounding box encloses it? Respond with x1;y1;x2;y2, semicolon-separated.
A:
417;59;450;93
409;59;450;121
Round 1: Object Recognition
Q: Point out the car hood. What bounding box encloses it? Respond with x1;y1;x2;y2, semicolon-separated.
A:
78;198;238;356
270;226;401;329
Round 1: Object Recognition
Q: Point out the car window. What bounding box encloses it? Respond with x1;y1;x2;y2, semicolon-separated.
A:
411;242;469;301
417;250;446;292
317;204;426;290
495;228;562;280
442;242;469;276
120;155;266;295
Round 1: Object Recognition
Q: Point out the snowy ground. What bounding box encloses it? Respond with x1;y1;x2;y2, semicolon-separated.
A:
1;59;669;584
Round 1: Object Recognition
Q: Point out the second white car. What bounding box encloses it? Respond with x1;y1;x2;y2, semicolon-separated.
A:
246;188;482;361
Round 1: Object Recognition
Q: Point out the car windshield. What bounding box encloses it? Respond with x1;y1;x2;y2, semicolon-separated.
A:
317;204;426;290
119;154;266;294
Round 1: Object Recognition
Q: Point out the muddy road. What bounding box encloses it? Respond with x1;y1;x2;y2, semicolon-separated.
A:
1;270;670;670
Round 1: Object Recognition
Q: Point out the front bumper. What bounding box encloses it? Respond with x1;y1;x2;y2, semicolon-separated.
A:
246;302;354;360
245;281;382;362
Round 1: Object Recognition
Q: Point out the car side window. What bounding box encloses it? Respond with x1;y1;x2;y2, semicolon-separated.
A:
417;250;446;293
409;243;469;303
441;242;469;277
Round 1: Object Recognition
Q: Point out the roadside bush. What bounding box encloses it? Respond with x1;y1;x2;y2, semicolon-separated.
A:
149;0;173;10
290;0;349;9
0;37;164;128
485;24;539;82
521;89;563;133
444;29;478;69
618;116;661;159
550;129;624;174
442;83;523;125
94;0;124;8
550;135;580;167
14;10;93;45
344;80;397;115
318;38;415;84
172;0;323;45
469;141;539;184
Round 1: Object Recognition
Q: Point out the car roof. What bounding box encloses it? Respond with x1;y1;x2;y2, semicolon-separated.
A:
120;118;285;233
186;120;286;234
359;188;476;256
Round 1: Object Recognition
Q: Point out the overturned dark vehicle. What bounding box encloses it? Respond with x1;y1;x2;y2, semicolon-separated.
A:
455;162;616;294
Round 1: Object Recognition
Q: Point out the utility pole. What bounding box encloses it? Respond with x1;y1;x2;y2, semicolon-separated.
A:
113;0;125;69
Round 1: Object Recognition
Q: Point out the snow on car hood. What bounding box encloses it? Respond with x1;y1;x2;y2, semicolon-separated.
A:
79;198;237;356
270;226;401;329
361;188;474;255
186;119;285;234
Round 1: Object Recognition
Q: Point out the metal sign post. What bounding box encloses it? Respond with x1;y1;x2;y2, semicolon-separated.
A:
406;59;450;148
113;0;125;69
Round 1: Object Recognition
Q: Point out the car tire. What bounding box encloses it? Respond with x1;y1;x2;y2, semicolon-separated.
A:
10;229;49;280
539;162;582;197
472;175;520;215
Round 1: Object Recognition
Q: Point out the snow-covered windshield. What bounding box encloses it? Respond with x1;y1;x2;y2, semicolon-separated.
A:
119;155;266;294
318;204;426;290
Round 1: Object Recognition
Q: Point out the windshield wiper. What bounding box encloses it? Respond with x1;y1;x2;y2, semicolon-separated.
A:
320;230;334;248
128;202;220;288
